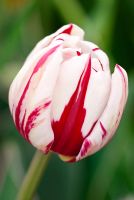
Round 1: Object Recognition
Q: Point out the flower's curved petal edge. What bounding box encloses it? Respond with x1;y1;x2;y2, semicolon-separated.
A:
28;24;84;60
51;52;111;156
50;54;90;156
59;65;128;162
81;41;110;71
9;46;63;153
75;65;128;161
81;66;111;139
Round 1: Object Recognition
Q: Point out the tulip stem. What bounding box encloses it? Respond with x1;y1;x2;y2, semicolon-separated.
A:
17;150;51;200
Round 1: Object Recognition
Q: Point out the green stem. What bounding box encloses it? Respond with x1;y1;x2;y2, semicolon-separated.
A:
17;151;51;200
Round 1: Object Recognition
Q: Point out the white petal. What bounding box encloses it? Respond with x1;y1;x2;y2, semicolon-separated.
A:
76;65;128;161
53;23;84;38
28;108;54;152
93;49;109;71
81;69;111;137
9;48;47;115
79;41;110;71
51;54;89;121
27;48;63;112
9;45;62;118
21;48;63;144
9;45;63;152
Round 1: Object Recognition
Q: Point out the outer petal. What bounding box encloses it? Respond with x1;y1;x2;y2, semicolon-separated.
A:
50;54;89;156
81;69;111;138
50;52;111;158
51;54;89;122
9;45;63;152
9;41;63;114
57;69;111;162
27;48;63;152
75;65;128;161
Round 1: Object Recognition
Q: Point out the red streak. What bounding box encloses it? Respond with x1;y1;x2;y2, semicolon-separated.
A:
76;51;81;56
61;24;73;34
92;67;98;72
116;64;127;98
43;141;53;154
15;45;59;139
100;121;107;139
53;24;73;41
98;59;104;71
24;101;51;141
87;120;98;136
51;56;91;156
93;48;100;51
56;38;64;41
92;48;104;71
80;139;91;158
76;120;97;158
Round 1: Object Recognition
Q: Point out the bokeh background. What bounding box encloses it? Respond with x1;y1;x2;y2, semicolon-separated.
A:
0;0;134;199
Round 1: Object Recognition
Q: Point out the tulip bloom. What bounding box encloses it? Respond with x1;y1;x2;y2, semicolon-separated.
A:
9;24;128;162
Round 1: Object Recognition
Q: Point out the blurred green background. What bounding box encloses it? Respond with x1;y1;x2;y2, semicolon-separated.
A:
0;0;134;199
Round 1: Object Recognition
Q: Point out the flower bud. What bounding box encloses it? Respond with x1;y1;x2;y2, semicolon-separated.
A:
9;24;128;162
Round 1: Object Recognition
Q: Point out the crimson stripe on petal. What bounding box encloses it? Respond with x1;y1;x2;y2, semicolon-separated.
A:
76;51;81;56
61;24;73;34
86;120;98;137
93;48;100;51
80;139;91;158
100;121;107;139
15;45;59;139
24;101;51;141
116;64;127;98
51;56;91;156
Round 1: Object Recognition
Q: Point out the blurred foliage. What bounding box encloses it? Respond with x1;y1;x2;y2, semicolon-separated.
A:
0;0;134;199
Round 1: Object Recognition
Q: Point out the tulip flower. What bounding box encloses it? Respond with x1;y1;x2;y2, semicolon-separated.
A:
9;24;128;162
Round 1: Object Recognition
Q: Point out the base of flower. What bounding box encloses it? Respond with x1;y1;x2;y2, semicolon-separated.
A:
59;154;74;162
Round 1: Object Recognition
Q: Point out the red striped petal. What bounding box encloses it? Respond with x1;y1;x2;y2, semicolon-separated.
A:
15;45;59;139
51;56;91;156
